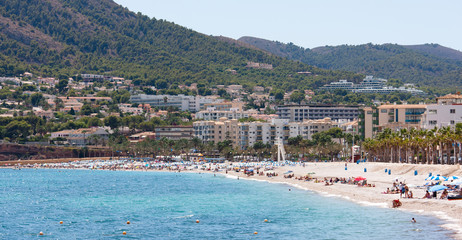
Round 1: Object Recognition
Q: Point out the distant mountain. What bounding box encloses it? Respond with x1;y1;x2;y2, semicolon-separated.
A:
238;36;462;89
0;0;364;91
402;44;462;62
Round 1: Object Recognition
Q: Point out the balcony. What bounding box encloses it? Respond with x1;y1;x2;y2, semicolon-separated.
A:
405;119;421;123
405;111;425;115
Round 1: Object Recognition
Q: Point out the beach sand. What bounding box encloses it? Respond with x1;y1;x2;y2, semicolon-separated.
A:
223;162;462;239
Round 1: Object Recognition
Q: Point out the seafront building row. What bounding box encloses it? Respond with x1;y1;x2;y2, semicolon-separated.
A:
193;117;339;150
47;92;462;149
360;93;462;139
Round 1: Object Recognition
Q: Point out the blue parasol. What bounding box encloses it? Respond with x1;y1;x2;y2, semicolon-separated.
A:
428;185;448;192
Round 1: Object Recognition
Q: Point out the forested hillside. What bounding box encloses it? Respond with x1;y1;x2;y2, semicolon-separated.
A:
0;0;363;91
238;36;462;90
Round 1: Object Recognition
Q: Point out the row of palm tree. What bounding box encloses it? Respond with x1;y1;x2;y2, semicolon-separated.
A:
363;124;462;164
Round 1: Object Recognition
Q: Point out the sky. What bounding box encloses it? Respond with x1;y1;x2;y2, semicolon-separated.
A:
114;0;462;51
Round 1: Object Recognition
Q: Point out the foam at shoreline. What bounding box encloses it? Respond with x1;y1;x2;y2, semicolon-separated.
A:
219;169;462;239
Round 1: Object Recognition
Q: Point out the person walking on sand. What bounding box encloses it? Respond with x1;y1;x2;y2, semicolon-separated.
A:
404;185;409;198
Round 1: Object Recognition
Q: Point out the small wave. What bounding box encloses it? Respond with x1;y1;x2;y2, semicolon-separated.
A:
224;175;238;179
356;201;388;208
173;214;194;219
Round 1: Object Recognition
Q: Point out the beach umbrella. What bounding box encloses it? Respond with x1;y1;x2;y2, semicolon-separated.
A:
428;185;448;192
425;176;434;181
284;170;293;175
354;177;366;181
427;175;445;181
432;176;448;181
446;176;459;181
448;180;462;186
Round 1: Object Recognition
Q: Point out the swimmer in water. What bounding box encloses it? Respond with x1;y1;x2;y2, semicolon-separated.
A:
411;218;416;223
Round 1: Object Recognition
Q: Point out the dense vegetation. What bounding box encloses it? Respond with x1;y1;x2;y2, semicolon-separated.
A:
238;37;462;92
0;0;364;91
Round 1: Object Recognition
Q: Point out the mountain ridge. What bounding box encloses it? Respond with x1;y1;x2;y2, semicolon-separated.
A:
238;36;462;89
0;0;364;91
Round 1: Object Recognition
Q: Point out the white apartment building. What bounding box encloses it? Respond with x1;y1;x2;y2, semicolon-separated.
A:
423;93;462;129
239;119;290;149
118;103;144;115
130;94;223;112
194;109;258;120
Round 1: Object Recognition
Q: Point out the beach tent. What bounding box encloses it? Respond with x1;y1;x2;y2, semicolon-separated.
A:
354;177;366;181
428;185;448;192
284;171;293;175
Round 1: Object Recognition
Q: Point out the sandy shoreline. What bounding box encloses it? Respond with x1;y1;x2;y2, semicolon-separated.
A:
219;162;462;239
5;160;462;238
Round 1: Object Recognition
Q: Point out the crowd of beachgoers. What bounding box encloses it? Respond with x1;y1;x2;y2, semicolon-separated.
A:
10;158;462;202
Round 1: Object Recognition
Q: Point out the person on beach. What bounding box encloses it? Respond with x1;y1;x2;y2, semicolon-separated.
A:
440;189;448;199
399;183;405;198
392;199;402;208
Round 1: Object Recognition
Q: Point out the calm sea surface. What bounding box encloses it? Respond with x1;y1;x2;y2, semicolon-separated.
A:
0;169;454;239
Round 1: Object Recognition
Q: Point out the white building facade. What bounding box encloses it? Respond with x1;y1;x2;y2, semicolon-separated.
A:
130;94;223;112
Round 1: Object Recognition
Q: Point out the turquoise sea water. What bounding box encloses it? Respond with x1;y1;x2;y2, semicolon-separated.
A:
0;169;454;239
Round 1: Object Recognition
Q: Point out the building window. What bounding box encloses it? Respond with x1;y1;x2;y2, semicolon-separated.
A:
429;120;437;125
451;120;455;125
450;109;456;114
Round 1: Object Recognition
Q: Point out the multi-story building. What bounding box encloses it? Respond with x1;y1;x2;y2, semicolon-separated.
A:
239;119;290;149
195;117;347;149
277;105;359;122
118;103;145;115
358;106;379;139
377;104;427;131
154;126;193;140
51;128;109;146
319;79;356;91
58;96;112;103
130;94;223;112
194;109;258;121
358;107;377;139
423;93;462;129
320;75;424;95
128;132;156;143
193;118;239;146
288;118;338;140
203;101;245;111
